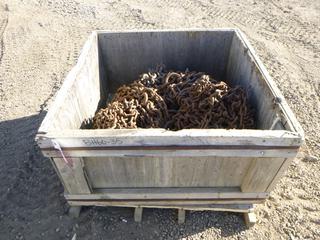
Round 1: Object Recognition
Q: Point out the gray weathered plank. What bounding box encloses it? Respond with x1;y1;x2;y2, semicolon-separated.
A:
178;209;186;224
53;157;91;194
134;207;143;222
83;157;252;188
266;157;294;191
64;187;268;200
241;157;285;192
67;199;264;207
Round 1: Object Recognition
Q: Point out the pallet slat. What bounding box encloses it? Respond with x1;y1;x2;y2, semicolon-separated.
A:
65;187;268;200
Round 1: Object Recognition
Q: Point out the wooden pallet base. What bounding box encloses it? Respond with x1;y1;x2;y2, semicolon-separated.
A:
68;202;256;227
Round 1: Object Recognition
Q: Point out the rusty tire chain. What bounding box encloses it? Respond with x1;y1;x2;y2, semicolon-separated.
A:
93;68;255;130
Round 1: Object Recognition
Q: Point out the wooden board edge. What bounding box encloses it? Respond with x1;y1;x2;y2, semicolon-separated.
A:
38;32;98;133
234;29;304;140
67;199;264;207
64;189;269;200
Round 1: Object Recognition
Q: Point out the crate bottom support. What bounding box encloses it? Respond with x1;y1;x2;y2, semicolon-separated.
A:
67;201;257;227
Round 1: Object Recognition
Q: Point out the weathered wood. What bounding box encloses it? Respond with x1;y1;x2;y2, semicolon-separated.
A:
68;202;253;212
64;187;268;200
178;209;186;224
266;158;294;191
68;206;82;218
42;148;298;159
83;157;252;188
244;211;257;227
68;199;264;207
134;207;143;222
235;29;304;137
38;32;100;133
241;158;285;192
98;30;234;94
37;129;302;148
53;157;91;194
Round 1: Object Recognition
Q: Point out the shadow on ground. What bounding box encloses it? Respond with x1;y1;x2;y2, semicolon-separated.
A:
0;113;247;240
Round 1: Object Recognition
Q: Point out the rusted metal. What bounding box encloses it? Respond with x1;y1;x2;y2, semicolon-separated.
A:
93;67;255;130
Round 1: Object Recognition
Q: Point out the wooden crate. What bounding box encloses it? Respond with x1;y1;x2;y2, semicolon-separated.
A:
36;29;304;225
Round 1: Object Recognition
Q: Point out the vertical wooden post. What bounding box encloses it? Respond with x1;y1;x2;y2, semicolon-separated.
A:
134;207;143;222
178;209;186;224
69;206;82;218
244;211;256;227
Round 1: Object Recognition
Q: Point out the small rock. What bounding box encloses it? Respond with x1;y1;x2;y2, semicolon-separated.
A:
303;155;318;162
55;228;60;232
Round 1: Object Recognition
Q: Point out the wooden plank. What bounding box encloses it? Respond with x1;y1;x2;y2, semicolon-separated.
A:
36;129;302;149
38;31;100;133
235;29;304;138
266;157;294;191
241;157;285;192
64;187;268;200
68;201;254;212
68;199;264;207
170;204;253;213
41;148;298;158
244;211;257;227
68;206;82;218
98;30;234;93
178;209;186;224
134;207;143;222
53;157;91;194
83;157;252;188
227;31;279;130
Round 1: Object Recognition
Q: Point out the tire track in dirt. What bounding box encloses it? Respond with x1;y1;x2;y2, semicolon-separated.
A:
203;4;319;52
0;13;8;102
0;17;8;64
138;0;319;52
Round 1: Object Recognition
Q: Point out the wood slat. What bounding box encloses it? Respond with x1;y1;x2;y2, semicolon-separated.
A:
65;187;268;200
36;129;302;149
67;199;264;207
266;157;294;191
67;200;254;213
42;148;298;158
241;157;285;192
83;157;252;188
53;157;91;194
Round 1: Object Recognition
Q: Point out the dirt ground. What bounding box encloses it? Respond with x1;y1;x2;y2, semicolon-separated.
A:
0;0;319;239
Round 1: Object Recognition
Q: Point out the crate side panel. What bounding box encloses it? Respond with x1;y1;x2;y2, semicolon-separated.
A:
241;157;286;192
98;31;234;94
226;34;279;130
83;156;252;188
40;33;100;131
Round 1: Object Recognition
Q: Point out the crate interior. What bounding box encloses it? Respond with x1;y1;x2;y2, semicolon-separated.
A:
96;30;285;130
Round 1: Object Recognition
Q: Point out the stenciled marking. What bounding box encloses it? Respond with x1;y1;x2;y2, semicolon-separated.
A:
82;138;123;146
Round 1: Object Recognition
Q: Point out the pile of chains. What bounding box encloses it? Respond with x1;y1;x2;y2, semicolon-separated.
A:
93;68;255;130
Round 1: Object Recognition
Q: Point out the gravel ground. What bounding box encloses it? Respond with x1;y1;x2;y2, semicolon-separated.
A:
0;0;319;239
